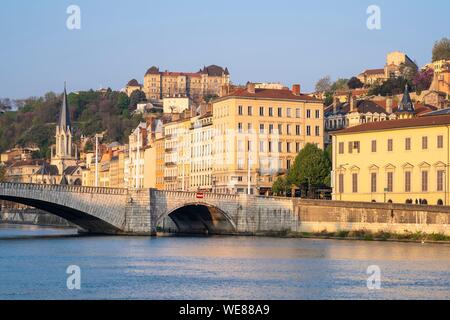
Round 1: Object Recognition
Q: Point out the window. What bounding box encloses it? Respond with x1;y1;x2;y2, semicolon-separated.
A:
278;124;282;135
306;126;311;136
421;171;428;192
247;141;252;152
371;140;377;153
338;174;344;193
296;125;301;136
315;126;320;136
422;136;428;150
237;158;244;170
248;106;253;116
387;139;393;152
287;125;291;135
269;124;274;134
348;141;360;153
259;106;264;116
296;108;301;118
238;123;243;133
287;108;292;118
277;108;282;117
315;110;320;119
352;173;358;193
437;170;444;191
405;138;411;151
339;142;344;154
268;141;273;153
238;105;243;115
306;110;311;118
371;172;377;193
248;123;253;133
259;141;265;152
287;159;292;170
287;142;291;153
437;135;444;149
259;124;265;134
387;172;393;192
278;142;282;152
405;171;411;192
269;107;273;117
296;142;300;153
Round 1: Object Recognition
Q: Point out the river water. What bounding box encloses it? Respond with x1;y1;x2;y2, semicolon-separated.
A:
0;224;449;300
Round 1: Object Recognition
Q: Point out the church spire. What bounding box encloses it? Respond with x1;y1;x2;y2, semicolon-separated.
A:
397;84;414;113
59;82;71;132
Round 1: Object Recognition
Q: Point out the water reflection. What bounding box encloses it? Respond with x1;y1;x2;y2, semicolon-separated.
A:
0;225;449;300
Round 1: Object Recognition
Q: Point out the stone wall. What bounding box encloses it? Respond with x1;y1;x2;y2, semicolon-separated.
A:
294;199;450;236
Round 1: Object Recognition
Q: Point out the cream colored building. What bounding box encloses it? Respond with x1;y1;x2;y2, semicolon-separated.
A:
163;96;190;114
212;83;324;195
126;123;148;189
163;118;191;191
189;113;214;192
332;114;450;205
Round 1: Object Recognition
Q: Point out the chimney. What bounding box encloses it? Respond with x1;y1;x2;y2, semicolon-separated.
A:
349;94;356;113
247;82;256;94
292;84;301;96
386;97;393;114
333;97;339;114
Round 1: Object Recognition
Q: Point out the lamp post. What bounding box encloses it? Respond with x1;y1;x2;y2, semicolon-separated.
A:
94;133;103;187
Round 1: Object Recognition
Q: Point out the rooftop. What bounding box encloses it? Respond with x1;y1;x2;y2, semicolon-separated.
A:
217;88;322;103
333;114;450;135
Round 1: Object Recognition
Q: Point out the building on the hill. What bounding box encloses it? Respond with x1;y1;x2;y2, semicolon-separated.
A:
142;65;230;101
357;51;418;86
125;79;143;97
332;114;450;205
324;87;437;145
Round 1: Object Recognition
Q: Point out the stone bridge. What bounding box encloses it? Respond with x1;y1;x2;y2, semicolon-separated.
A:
0;183;297;235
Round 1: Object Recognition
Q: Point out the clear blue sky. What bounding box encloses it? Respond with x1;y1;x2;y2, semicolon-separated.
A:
0;0;448;99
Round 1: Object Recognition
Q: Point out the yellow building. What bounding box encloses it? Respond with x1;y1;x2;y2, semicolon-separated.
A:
155;137;165;190
125;79;142;97
332;114;450;205
212;83;324;195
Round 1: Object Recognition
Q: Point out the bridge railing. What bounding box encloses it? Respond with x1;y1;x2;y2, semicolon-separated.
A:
0;182;128;195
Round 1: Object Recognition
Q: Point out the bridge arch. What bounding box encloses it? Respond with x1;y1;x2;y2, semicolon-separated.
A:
157;202;237;235
0;195;122;234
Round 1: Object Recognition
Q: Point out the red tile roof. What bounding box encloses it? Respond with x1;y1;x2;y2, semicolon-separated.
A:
334;114;450;135
219;88;322;102
361;68;385;75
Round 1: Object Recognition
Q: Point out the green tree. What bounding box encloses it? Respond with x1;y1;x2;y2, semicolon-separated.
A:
272;176;291;196
288;144;331;195
331;78;349;91
129;90;147;108
432;38;450;62
347;77;364;89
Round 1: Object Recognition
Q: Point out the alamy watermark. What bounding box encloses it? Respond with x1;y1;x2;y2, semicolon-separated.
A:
366;265;381;290
66;5;81;30
66;265;81;290
366;5;381;30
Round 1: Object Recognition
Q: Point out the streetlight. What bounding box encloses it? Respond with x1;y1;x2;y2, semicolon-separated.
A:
94;133;104;187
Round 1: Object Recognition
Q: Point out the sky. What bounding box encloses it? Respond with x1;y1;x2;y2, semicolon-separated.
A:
0;0;449;99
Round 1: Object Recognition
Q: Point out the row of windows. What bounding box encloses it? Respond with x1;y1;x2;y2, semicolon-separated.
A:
237;140;303;154
338;170;446;194
339;135;444;154
238;105;321;118
238;123;321;136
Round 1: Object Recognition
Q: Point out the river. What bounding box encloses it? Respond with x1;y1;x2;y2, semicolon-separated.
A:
0;224;449;300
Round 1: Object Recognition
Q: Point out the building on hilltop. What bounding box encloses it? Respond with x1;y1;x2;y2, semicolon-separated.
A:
324;88;437;145
142;65;230;101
